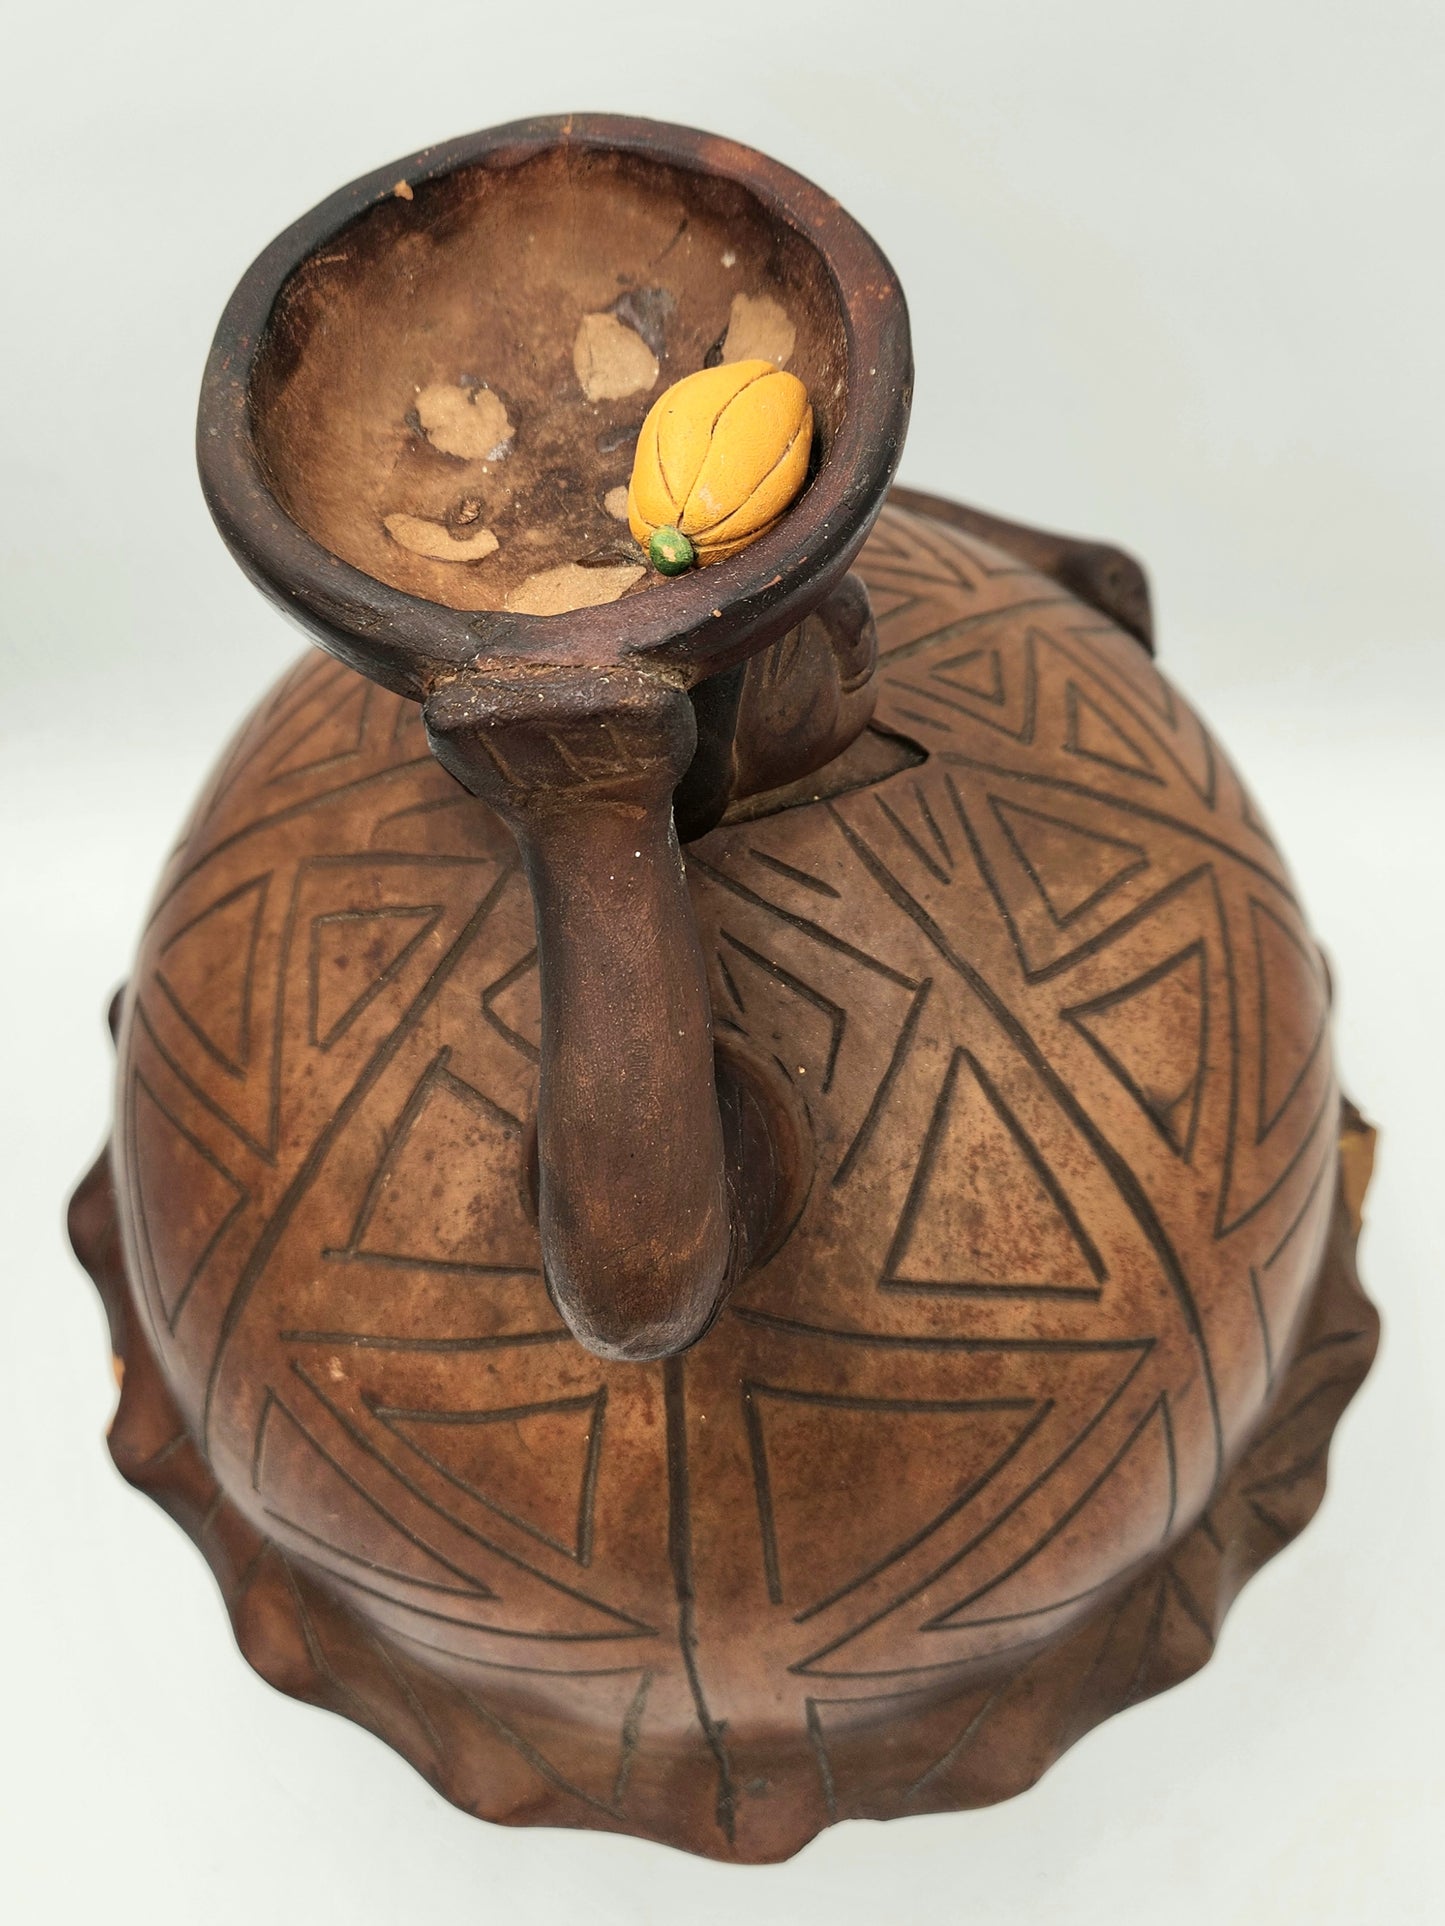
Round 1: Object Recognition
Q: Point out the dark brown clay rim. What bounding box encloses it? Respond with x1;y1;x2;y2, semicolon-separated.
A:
197;113;913;701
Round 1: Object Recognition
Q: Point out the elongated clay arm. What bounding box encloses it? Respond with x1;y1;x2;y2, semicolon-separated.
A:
424;664;733;1361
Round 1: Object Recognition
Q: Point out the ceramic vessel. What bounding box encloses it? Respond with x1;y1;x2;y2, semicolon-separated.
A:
69;115;1378;1863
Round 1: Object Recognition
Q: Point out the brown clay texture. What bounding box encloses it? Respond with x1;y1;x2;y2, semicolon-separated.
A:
251;145;845;614
74;497;1377;1862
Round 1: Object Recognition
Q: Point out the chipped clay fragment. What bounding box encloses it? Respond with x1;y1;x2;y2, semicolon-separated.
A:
414;383;513;460
504;561;644;615
573;313;660;402
383;513;500;561
721;292;796;368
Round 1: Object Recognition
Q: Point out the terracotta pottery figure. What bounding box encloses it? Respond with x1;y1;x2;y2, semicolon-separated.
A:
69;115;1379;1864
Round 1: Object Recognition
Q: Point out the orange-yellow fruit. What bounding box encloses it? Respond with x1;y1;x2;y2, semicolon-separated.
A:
627;360;813;567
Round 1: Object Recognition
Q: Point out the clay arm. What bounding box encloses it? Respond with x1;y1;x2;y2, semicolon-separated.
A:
424;664;732;1361
674;572;881;838
887;486;1155;650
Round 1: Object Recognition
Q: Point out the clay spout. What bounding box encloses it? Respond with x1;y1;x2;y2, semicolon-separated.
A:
425;663;734;1360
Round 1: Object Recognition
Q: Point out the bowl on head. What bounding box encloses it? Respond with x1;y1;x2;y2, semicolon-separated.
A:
201;115;911;698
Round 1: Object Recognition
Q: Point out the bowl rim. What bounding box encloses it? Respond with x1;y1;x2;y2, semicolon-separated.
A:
196;113;913;701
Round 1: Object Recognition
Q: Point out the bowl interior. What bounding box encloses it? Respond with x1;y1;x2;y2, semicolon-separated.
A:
250;146;849;617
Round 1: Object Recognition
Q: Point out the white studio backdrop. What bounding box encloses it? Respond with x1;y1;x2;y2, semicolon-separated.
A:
2;3;1442;1921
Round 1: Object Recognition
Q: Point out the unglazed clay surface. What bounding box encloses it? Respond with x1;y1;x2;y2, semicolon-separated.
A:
250;145;844;613
74;498;1376;1860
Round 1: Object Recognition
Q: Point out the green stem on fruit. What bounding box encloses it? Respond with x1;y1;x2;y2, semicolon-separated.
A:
649;527;696;575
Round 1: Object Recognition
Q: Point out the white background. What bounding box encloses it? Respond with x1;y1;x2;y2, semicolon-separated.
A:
3;3;1442;1920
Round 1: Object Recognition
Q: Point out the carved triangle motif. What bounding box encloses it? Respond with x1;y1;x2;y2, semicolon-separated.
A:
308;905;439;1050
342;1055;538;1274
1252;899;1329;1141
1066;943;1209;1157
130;1073;246;1324
991;798;1148;926
884;1050;1104;1296
745;1385;1040;1613
1064;681;1160;781
936;647;1004;703
373;1389;607;1561
155;875;269;1076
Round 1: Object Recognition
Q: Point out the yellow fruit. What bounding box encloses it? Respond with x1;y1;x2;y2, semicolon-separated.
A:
627;360;813;568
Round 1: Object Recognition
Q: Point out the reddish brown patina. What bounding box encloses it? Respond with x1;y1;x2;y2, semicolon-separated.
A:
70;116;1376;1863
